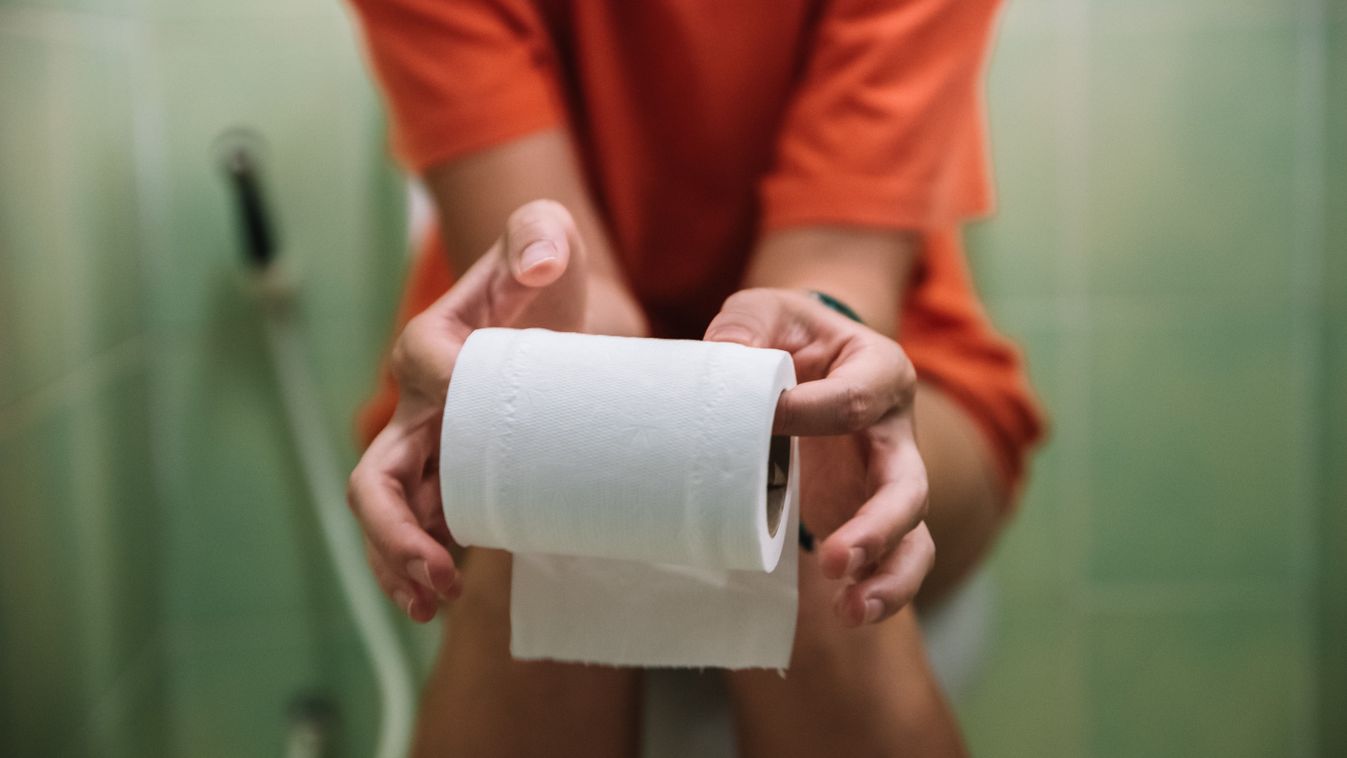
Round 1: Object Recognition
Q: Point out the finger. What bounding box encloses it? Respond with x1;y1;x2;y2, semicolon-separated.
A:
366;543;416;617
834;522;936;626
502;199;575;286
774;337;914;437
347;449;459;597
817;473;928;582
438;199;587;331
367;542;442;622
390;552;462;619
817;418;928;580
409;468;453;545
703;288;792;349
703;289;915;437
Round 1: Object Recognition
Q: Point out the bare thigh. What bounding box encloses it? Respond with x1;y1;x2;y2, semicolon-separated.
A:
411;548;642;758
725;549;967;758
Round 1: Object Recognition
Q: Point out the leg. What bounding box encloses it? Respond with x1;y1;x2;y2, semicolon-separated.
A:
914;383;1010;606
725;384;1001;757
411;548;642;758
725;549;967;758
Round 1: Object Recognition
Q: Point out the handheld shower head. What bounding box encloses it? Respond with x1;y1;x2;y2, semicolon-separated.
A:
216;128;278;269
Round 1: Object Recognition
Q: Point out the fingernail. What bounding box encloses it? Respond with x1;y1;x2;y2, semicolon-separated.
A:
392;589;412;615
520;240;557;272
863;598;884;624
846;547;866;577
407;559;433;591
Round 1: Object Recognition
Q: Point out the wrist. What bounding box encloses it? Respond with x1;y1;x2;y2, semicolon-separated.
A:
808;290;864;324
741;226;914;336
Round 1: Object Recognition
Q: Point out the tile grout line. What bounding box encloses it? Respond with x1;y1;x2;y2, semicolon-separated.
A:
0;3;339;31
56;626;170;756
0;5;137;43
1077;581;1303;617
1051;0;1093;581
49;9;112;730
125;11;189;756
1289;0;1329;754
0;335;147;436
1052;0;1092;752
0;0;142;437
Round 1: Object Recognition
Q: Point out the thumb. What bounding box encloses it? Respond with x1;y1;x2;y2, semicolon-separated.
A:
454;198;587;331
503;199;578;288
442;199;586;331
703;288;789;348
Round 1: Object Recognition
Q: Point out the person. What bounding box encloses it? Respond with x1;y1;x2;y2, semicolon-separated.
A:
344;0;1044;755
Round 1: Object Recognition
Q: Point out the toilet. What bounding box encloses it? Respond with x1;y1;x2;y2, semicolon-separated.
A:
640;568;996;758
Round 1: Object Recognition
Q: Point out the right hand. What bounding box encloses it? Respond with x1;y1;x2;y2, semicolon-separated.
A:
348;199;597;622
705;289;934;627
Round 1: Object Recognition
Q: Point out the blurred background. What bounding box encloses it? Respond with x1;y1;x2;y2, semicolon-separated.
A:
0;0;1343;755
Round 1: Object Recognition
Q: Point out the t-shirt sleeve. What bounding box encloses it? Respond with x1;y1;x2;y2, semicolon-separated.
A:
759;0;1002;233
347;0;563;172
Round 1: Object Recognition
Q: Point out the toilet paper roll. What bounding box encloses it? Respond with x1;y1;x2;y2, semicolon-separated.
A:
440;328;799;668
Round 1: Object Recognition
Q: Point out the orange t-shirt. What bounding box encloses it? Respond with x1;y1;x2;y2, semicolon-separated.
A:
350;0;1045;491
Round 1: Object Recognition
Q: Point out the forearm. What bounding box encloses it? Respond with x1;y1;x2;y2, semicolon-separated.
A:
742;226;1008;605
741;227;914;337
422;129;647;336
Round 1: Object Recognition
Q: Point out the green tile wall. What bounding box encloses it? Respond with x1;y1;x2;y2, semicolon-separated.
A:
0;20;145;406
0;10;162;755
0;0;1340;756
1084;610;1314;757
1317;9;1347;756
1084;4;1301;312
139;1;408;753
0;0;407;755
1084;309;1304;588
962;0;1333;756
0;354;166;756
963;0;1061;303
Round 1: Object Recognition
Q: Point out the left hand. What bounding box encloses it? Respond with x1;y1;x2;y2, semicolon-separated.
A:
705;288;934;627
348;200;593;622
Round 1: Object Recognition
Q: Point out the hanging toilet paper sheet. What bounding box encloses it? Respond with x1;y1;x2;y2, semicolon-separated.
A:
440;328;799;668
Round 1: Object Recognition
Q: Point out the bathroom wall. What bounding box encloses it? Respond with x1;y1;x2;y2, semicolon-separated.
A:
1;9;165;754
0;0;1341;756
958;0;1342;756
0;0;407;755
1318;7;1347;756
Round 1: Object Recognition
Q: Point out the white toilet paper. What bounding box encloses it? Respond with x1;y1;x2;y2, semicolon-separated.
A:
440;328;799;668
